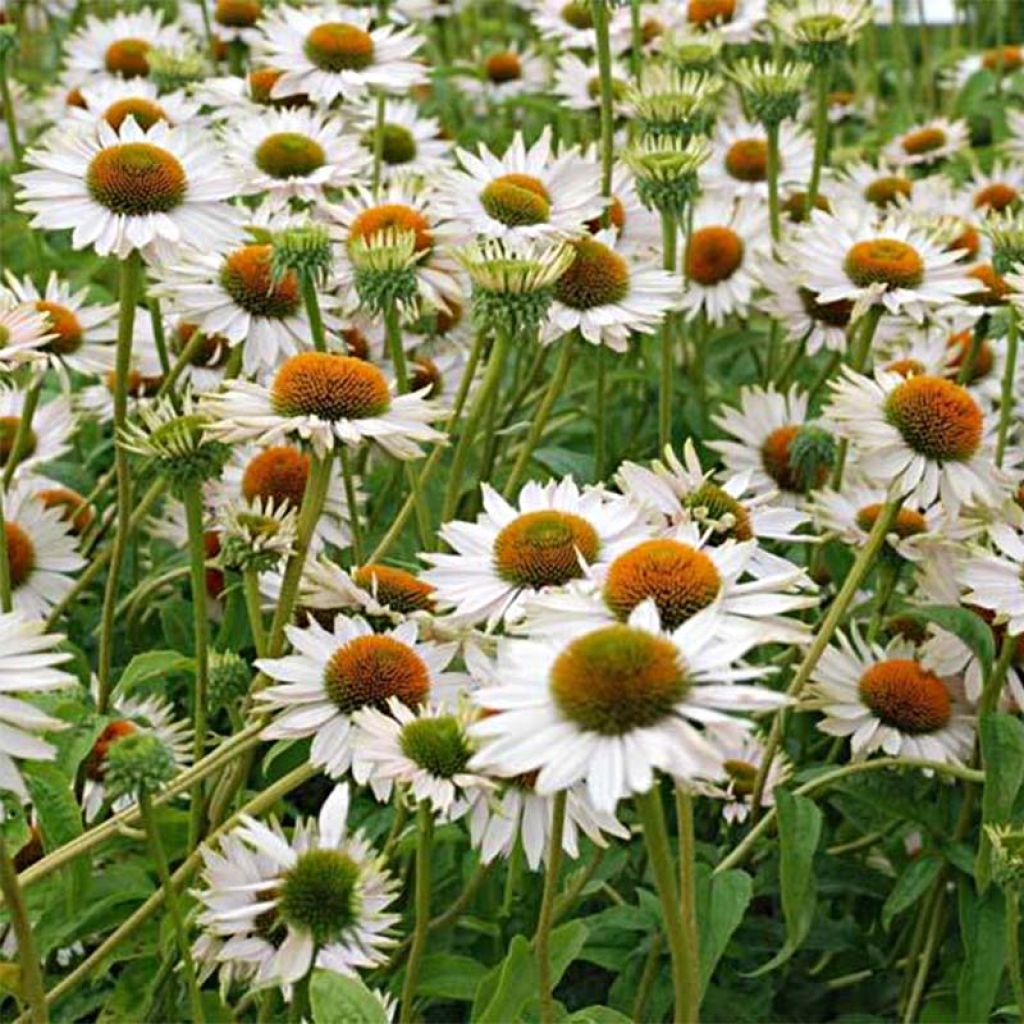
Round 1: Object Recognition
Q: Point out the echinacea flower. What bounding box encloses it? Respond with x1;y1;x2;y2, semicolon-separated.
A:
421;478;650;630
469;600;788;812
255;3;427;105
825;366;1003;514
231;784;400;983
806;627;973;764
16;118;240;260
201;352;445;460
255;615;464;777
0;612;75;799
883;118;969;168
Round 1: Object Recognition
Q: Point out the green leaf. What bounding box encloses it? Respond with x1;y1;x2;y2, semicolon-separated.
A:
957;884;1007;1023
310;970;388;1024
549;921;589;988
22;762;88;912
748;789;822;976
882;855;943;931
473;935;537;1024
116;649;194;696
901;605;994;680
415;954;489;1002
977;712;1024;890
697;866;753;993
567;1008;633;1023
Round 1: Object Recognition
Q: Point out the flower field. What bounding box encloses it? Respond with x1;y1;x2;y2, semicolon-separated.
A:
2;0;1024;1021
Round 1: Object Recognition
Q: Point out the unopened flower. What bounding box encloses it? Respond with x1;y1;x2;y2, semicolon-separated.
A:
771;0;872;63
730;58;811;127
220;497;298;572
622;134;710;217
625;67;722;139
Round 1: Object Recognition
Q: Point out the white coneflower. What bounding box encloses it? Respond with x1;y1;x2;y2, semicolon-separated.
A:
16;118;240;261
0;612;76;799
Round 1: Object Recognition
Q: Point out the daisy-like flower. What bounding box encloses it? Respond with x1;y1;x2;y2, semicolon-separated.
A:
468;778;629;870
519;519;815;646
16;118;240;261
353;697;490;817
806;628;973;764
684;0;768;43
809;480;975;563
62;8;192;82
2;486;84;620
615;439;811;578
796;208;976;323
703;118;814;200
4;270;116;378
552;52;632;115
542;229;678;350
81;690;192;821
193;827;287;994
420;478;650;630
231;784;400;984
0;389;74;481
680;193;770;325
0;294;53;371
441;129;604;244
469;45;548;104
883;118;969;169
352;98;451;184
531;0;632;51
216;443;358;552
959;523;1024;637
699;729;790;824
825;366;1003;514
62;76;202;135
770;0;872;52
254;3;427;105
200;351;445;459
255;615;464;777
710;385;833;505
150;236;342;377
469;600;788;812
206;0;267;45
757;253;854;354
964;163;1024;218
299;556;437;625
223;107;369;202
835;160;916;214
0;612;75;800
332;181;463;315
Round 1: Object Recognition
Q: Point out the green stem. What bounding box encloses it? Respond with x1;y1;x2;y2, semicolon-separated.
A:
399;803;434;1024
371;91;386;197
636;786;698;1024
182;481;211;851
243;567;266;657
265;454;332;659
594;346;608;481
659;212;678;452
806;67;830;211
3;376;41;488
675;786;701;1014
749;493;904;820
715;756;985;877
338;448;363;565
1007;888;1024;1024
591;0;615;206
137;791;205;1023
0;831;46;1023
97;250;143;713
0;52;24;169
997;306;1018;467
148;296;171;380
503;334;575;498
301;276;327;353
534;791;567;1024
628;0;642;80
0;494;11;613
766;120;782;244
442;330;510;521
